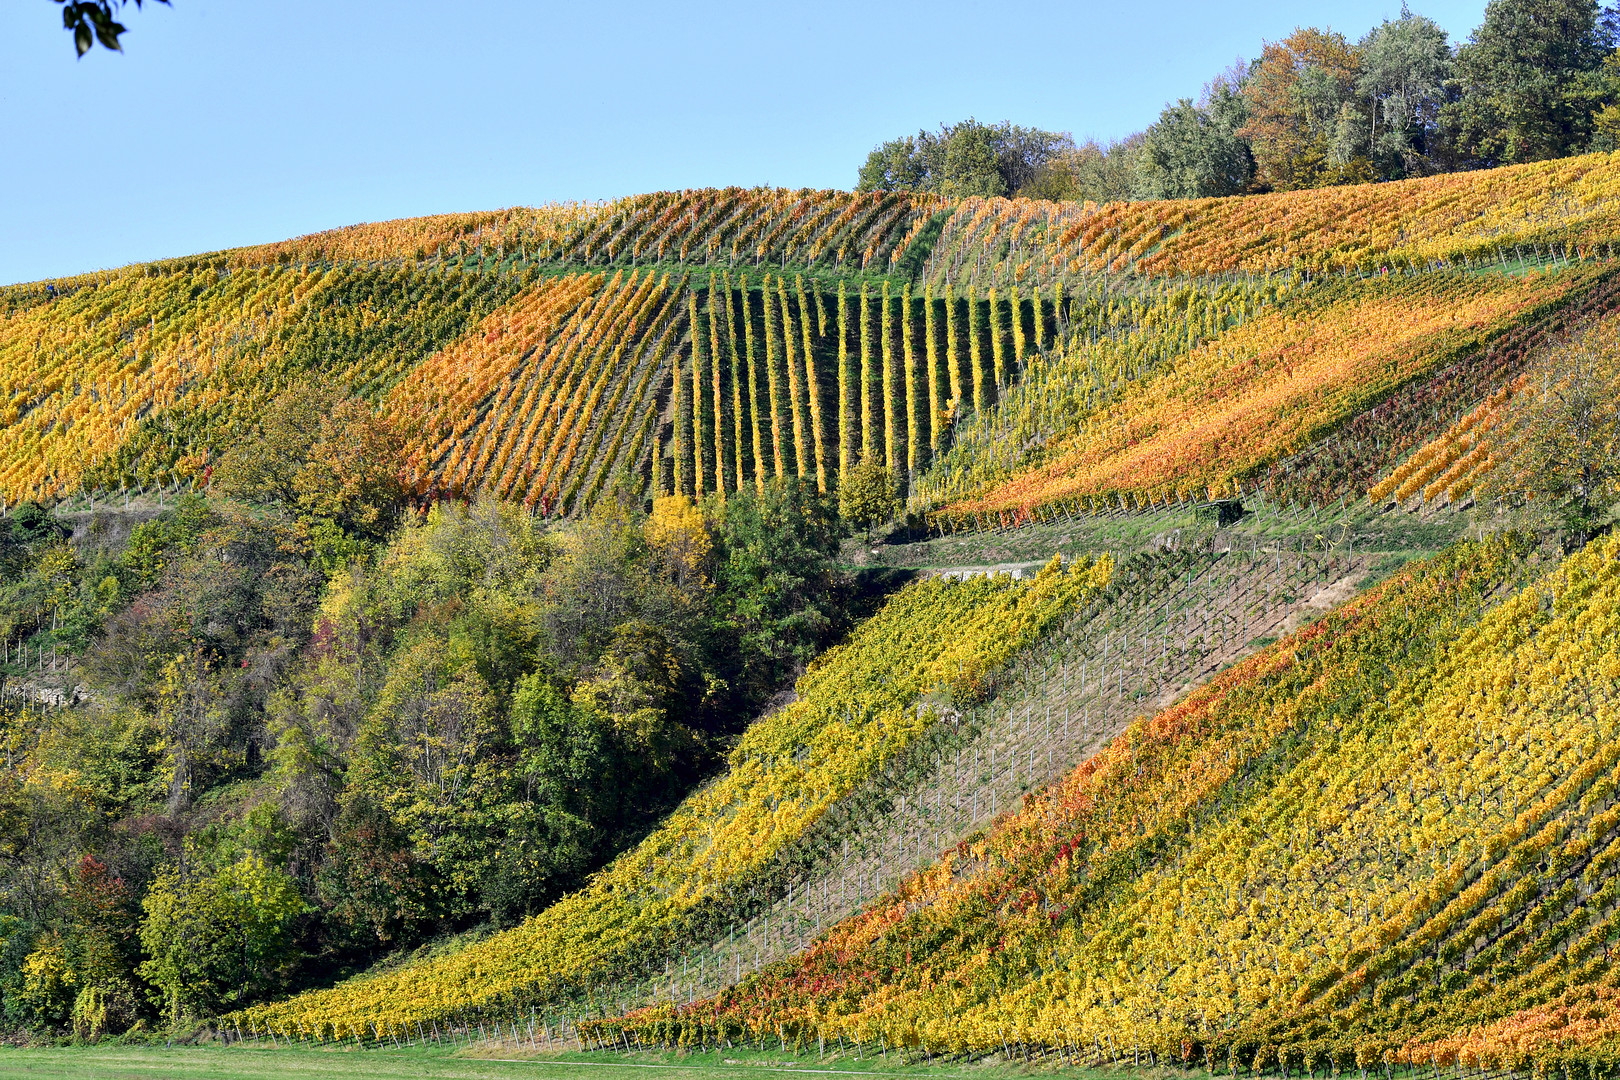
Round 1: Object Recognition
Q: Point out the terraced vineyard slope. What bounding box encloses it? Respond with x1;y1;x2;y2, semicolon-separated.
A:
598;534;1620;1078
9;154;1620;520
598;543;1368;1019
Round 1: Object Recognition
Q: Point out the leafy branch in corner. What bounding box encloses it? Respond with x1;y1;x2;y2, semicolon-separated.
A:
55;0;168;57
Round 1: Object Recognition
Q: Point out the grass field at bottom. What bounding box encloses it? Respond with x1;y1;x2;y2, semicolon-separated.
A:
0;1045;1154;1080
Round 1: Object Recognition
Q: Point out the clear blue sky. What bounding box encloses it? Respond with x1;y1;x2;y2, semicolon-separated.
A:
1;0;1490;286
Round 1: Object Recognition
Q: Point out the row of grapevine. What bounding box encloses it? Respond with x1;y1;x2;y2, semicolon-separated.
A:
600;531;1620;1076
921;263;1616;526
227;556;1114;1038
1396;985;1620;1073
655;275;1075;502
0;260;529;502
922;151;1620;286
585;545;1366;1023
234;204;607;269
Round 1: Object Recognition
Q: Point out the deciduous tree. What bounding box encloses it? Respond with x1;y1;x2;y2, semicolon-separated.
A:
1358;10;1455;177
1493;327;1620;546
1240;28;1372;189
1134;68;1256;199
857;120;1075;198
838;456;900;541
136;856;305;1025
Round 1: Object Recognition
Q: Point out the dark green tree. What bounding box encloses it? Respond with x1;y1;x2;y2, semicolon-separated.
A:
857;120;1074;198
1133;70;1256;199
484;672;610;924
314;794;436;948
1444;0;1617;164
937;123;1006;198
714;479;844;693
855;136;930;193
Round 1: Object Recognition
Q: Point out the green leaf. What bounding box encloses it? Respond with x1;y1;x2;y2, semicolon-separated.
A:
92;13;127;52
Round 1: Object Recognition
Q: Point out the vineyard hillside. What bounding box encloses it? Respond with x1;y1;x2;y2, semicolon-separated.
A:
8;154;1620;523
593;532;1620;1078
6;149;1620;1073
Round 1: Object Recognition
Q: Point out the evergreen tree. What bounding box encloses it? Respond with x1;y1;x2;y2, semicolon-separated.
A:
1444;0;1617;164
